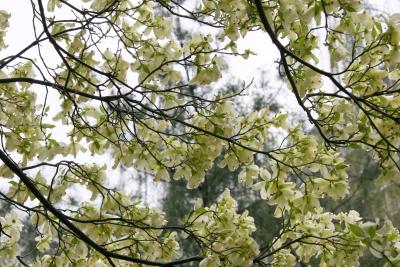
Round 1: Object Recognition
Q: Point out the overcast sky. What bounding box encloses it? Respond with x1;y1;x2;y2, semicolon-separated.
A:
0;0;399;207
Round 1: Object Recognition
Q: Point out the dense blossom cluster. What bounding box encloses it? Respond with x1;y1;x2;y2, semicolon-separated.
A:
0;0;399;266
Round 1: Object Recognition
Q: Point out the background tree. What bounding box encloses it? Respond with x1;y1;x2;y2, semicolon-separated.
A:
0;0;400;266
161;6;286;258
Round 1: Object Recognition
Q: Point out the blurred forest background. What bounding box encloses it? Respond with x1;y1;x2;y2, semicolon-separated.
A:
1;0;399;266
161;4;400;265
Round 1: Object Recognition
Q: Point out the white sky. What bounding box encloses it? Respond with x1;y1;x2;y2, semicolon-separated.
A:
0;0;399;208
0;0;287;208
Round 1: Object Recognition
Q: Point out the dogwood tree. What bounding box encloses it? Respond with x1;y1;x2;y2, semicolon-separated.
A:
0;0;399;266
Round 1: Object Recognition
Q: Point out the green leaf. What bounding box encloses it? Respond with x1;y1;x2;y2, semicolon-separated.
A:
349;224;365;237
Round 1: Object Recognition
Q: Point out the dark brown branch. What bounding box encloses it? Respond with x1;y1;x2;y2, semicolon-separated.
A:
0;148;202;266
